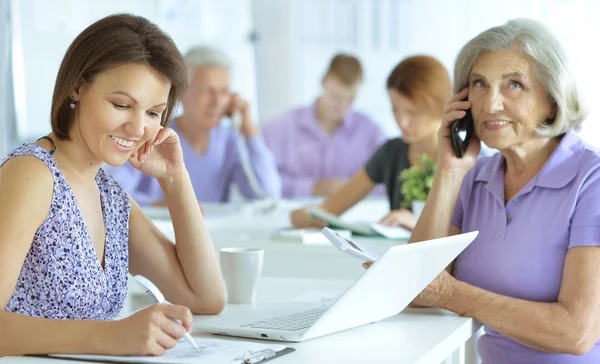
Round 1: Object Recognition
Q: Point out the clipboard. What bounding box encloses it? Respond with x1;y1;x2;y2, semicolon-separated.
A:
238;347;296;364
37;347;295;363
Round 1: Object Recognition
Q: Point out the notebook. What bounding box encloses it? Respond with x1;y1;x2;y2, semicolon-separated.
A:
308;207;411;240
47;337;294;364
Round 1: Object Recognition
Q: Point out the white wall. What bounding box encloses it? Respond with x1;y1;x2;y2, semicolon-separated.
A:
10;0;161;141
252;0;294;124
10;0;257;142
253;0;600;142
5;0;600;146
159;0;258;121
0;0;10;158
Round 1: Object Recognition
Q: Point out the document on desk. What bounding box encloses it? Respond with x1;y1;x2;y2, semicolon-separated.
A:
309;207;411;239
49;337;290;363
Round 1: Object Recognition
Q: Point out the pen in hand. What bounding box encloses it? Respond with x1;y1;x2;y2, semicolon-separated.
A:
134;275;200;352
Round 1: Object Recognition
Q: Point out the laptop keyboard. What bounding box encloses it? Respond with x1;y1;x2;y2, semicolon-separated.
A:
241;306;328;331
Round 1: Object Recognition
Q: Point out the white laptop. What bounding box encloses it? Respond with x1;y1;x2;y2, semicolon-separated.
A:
196;231;478;342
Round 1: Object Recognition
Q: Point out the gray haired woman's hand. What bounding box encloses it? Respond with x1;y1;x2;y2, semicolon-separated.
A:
411;269;459;310
437;88;481;175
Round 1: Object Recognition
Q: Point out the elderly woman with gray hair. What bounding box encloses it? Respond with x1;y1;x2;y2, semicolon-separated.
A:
406;19;600;363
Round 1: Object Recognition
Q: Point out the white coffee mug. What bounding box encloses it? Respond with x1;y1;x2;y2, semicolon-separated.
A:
220;248;264;304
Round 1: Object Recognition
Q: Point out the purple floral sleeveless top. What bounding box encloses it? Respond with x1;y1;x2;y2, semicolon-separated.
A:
2;144;130;320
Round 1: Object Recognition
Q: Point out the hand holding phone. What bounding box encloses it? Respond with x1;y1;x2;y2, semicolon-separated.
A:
450;99;475;158
226;94;258;139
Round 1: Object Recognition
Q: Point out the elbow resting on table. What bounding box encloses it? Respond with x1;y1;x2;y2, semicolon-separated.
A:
189;293;226;315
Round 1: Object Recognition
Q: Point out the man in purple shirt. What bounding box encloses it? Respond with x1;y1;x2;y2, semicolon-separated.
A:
109;46;281;205
262;54;386;198
403;19;600;363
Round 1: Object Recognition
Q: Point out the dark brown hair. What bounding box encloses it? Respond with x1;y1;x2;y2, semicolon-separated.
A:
386;55;451;118
51;13;188;139
324;53;363;86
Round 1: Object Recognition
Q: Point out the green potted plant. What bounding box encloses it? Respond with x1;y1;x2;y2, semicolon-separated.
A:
399;155;436;219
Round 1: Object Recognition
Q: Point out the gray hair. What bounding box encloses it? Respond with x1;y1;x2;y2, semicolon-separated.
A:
453;18;587;137
183;45;231;81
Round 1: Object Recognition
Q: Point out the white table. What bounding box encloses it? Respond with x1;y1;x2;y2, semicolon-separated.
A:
143;199;483;363
3;199;481;363
151;198;399;280
2;277;481;364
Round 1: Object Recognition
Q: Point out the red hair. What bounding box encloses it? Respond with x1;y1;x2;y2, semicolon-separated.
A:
386;55;451;118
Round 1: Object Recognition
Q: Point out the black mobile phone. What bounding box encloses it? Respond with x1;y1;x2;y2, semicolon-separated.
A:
450;104;474;158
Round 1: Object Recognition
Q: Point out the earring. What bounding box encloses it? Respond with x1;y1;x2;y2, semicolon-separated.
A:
69;100;76;109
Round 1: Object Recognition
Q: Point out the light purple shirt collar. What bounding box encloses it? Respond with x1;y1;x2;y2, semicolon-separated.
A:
475;131;583;190
298;99;356;136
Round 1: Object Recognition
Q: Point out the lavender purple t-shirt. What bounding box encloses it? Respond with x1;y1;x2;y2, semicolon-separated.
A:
262;102;386;198
452;131;600;363
108;123;281;205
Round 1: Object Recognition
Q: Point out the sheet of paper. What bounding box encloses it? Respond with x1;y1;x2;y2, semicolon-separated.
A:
370;223;412;240
51;337;287;364
292;290;342;305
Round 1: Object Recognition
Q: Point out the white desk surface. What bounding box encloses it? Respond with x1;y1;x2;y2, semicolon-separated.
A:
149;198;391;236
3;277;478;364
151;198;400;281
0;199;481;363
